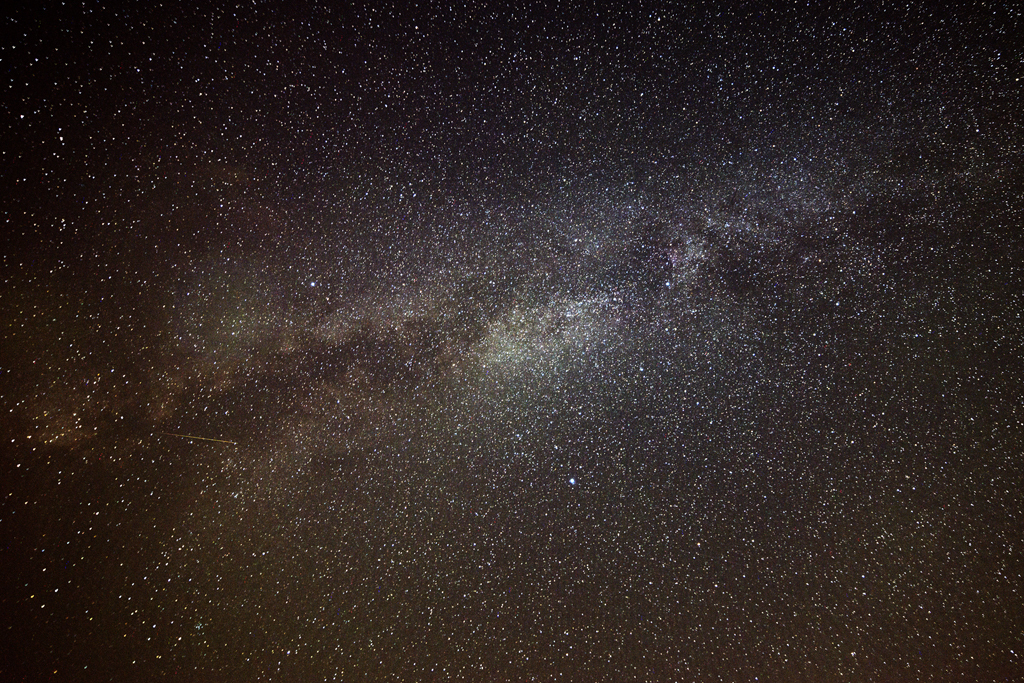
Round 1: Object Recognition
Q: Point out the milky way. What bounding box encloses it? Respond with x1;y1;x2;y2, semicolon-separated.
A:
2;2;1023;681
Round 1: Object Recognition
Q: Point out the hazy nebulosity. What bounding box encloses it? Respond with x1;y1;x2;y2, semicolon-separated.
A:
2;2;1022;681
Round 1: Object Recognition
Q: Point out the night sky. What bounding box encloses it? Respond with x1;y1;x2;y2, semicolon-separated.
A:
2;2;1023;681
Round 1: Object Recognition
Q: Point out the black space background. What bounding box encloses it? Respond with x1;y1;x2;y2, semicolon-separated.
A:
2;2;1023;681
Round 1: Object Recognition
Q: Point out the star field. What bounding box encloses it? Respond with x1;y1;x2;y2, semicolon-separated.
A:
2;2;1023;681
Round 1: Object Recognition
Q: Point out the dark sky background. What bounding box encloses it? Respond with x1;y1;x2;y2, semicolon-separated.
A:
2;1;1023;681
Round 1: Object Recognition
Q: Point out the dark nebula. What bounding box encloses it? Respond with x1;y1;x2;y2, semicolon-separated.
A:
2;2;1022;681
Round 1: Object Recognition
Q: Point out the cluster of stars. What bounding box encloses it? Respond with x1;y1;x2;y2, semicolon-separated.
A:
2;2;1022;681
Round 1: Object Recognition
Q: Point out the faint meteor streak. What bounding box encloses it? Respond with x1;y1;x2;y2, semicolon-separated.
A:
160;432;238;445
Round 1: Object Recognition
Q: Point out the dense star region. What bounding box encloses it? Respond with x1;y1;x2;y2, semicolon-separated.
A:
2;2;1023;681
